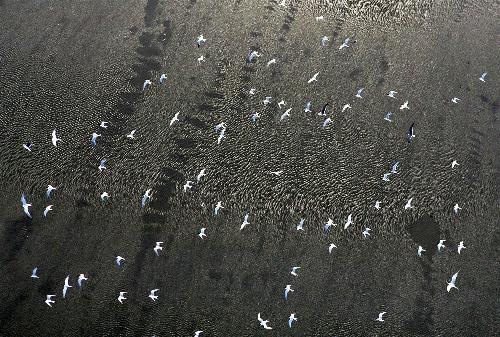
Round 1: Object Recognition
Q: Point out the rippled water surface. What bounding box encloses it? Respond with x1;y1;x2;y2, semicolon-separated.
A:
0;0;498;336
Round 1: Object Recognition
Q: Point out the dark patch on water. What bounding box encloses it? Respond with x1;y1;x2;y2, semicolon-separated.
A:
143;168;183;223
144;0;159;27
281;23;290;32
158;19;173;45
75;199;90;208
183;116;208;130
349;68;362;81
379;59;390;72
0;217;33;262
377;77;385;87
198;103;217;112
139;32;155;47
478;95;488;103
204;91;224;100
174;138;197;149
250;31;263;37
129;26;139;34
136;45;162;57
406;214;440;258
0;293;27;329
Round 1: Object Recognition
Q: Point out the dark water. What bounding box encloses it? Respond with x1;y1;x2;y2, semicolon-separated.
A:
0;0;499;336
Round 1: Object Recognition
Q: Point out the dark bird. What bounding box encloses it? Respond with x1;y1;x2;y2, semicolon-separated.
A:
406;123;415;143
320;103;329;116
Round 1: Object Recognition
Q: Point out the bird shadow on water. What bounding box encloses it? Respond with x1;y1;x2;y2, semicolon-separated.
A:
404;214;441;335
0;217;33;264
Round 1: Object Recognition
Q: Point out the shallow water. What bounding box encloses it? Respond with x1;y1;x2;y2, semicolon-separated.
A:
0;0;498;336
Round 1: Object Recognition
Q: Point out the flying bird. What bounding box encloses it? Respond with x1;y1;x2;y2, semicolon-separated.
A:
98;159;107;172
321;36;329;46
149;289;159;301
159;73;167;84
251;112;260;124
100;121;109;129
21;193;32;218
376;312;386;322
323;218;336;233
328;243;337;253
91;132;101;147
116;256;125;267
384;111;393;122
266;58;276;67
170;112;180;126
451;160;459;168
217;128;226;144
197;55;205;64
100;192;110;201
284;285;294;300
355;88;364;98
240;213;250;230
320;103;329;116
197;169;207;182
391;161;400;174
417;246;426;258
31;267;39;279
344;213;353;229
249;88;256;95
196;34;207;47
142;79;152;91
51;130;61;146
281;108;291;121
126;129;137;139
214;122;227;133
154;242;163;256
183;181;193;192
451;97;460;104
43;205;53;217
278;100;286;109
339;37;350;49
374;201;381;210
382;173;391;182
270;170;283;176
304;101;312;113
479;72;487;82
400;101;409;110
214;201;224;215
263;96;273;105
297;218;305;231
46;184;57;198
198;228;207;239
290;266;300;277
362;228;371;238
315;15;325;21
404;198;413;210
446;271;459;292
387;91;397;98
308;72;319;83
45;295;56;307
288;313;298;328
457;241;466;254
246;51;261;64
118;292;127;304
342;103;351;113
23;143;33;152
194;331;203;337
437;240;446;252
453;203;462;215
406;123;415;142
322;117;332;128
258;313;272;330
63;275;72;298
142;189;152;208
77;274;88;288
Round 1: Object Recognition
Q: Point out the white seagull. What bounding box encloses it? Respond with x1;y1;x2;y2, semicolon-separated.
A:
116;256;125;267
91;132;101;147
451;97;460;104
437;240;446;252
339;37;350;49
355;88;364;98
288;313;298;328
159;73;167;84
118;292;127;304
400;101;409;110
451;160;459;168
362;228;371;238
376;312;386;322
266;58;276;67
240;213;250;230
22;142;33;152
100;192;110;201
321;36;329;46
183;181;193;192
154;242;163;256
21;193;32;218
315;15;325;21
77;274;88;288
31;267;39;279
304;101;312;113
194;331;203;337
328;243;337;253
278;100;286;109
263;96;273;105
291;266;300;277
342;103;351;113
391;161;400;174
384;112;393;122
51;130;61;146
284;285;294;300
322;117;332;128
197;55;205;64
270;170;283;176
382;173;391;182
387;90;397;98
214;201;224;215
281;108;292;121
46;184;57;198
446;271;459;292
142;189;152;208
479;72;487;82
374;201;381;210
126;129;137;139
344;213;353;229
417;246;426;257
453;203;462;215
63;275;72;298
98;159;107;172
199;227;207;239
197;169;207;182
45;295;56;307
149;289;159;301
100;121;109;129
404;198;413;210
258;313;272;330
251;112;260;124
196;34;207;47
142;79;152;91
458;241;466;254
43;205;53;217
308;72;319;83
169;112;180;126
297;218;305;231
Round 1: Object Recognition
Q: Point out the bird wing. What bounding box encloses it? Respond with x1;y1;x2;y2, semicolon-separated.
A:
21;193;27;205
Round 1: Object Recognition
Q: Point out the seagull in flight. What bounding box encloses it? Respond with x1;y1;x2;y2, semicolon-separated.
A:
270;170;283;176
194;331;203;337
284;285;294;300
100;191;110;201
77;274;88;288
387;90;397;98
63;275;72;298
214;122;227;133
328;243;337;253
382;173;391;182
98;159;107;172
315;15;325;21
197;169;207;182
281;108;292;121
246;51;261;64
198;227;207;239
404;198;413;210
321;36;329;46
126;129;137;139
142;79;152;91
214;201;224;215
154;242;163;256
116;256;125;267
159;73;167;84
322;117;332;128
339;37;350;49
217;128;226;144
45;295;56;307
362;228;371;238
21;193;32;218
100;121;109;129
288;313;297;328
446;271;459;292
31;267;39;279
22;142;33;151
342;103;351;113
91;132;101;147
391;161;400;174
376;312;386;322
355;88;364;98
266;58;276;67
291;266;300;276
46;184;57;198
197;55;205;64
308;72;319;83
258;313;272;330
344;214;353;229
170;112;180;126
263;96;273;105
479;72;487;82
406;123;415;142
118;292;127;304
240;213;250;230
417;246;426;257
183;181;193;192
249;88;256;95
451;160;459;168
43;205;53;217
400;101;409;110
319;103;329;116
278;100;286;109
374;201;381;210
458;241;466;254
51;130;61;146
384;112;393;122
304;101;312;113
251;112;260;124
140;189;152;208
297;218;305;231
149;289;159;301
324;218;336;233
451;97;460;104
437;240;446;252
453;203;462;215
196;34;207;47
